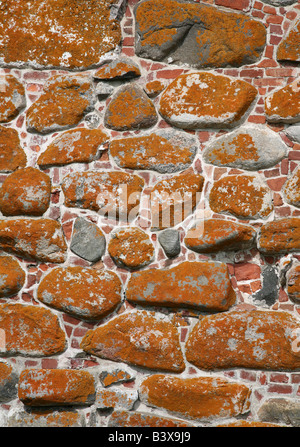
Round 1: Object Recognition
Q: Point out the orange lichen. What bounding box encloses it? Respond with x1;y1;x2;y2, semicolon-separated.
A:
210;133;260;164
109;410;193;427
0;126;26;172
0;254;25;297
277;17;300;62
94;60;141;80
265;78;300;122
0;74;25;123
258;218;300;254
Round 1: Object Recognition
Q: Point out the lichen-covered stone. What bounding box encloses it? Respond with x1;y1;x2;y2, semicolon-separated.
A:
0;126;26;173
18;369;95;406
7;408;85;427
108;226;154;270
94;57;141;81
209;174;273;220
277;16;300;63
202;124;288;171
158;229;181;258
104;83;158;131
257;398;300;427
99;367;134;388
0;167;51;216
0;74;26;123
159;72;257;130
0;218;67;263
217;420;282;427
108;410;194;427
144;80;166;98
258;218;300;254
37;266;122;320
0;362;18;403
125;261;236;311
0;254;25;298
37;128;109;168
62;171;144;221
150;170;204;230
0;0;124;70
282;167;300;208
110;130;198;174
135;0;266;69
184;219;256;253
286;265;300;303
186;310;300;371
70;217;106;263
139;374;251;422
0;303;66;356
265;78;300;124
96;386;138;410
26;74;95;134
80;310;185;373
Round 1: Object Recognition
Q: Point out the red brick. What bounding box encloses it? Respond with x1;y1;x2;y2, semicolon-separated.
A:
215;0;250;10
267;384;293;394
234;263;261;281
270;373;289;383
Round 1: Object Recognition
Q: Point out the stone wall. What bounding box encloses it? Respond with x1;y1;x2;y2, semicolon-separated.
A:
0;0;299;428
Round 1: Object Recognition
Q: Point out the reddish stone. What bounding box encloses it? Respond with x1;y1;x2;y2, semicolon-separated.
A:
234;263;261;281
0;126;27;172
0;254;25;298
286;264;300;303
0;74;26;123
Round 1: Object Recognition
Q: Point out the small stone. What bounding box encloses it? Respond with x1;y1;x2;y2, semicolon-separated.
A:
258;218;300;254
139;374;251;422
99;367;135;387
104;83;158;131
18;369;95;406
96;386;138;410
95;82;115;100
277;15;300;63
0;167;51;216
159;72;257;130
261;0;297;5
108;410;194;427
26;74;95;134
94;57;141;81
158;229;181;258
70;217;106;263
252;265;280;306
0;362;18;403
282;167;300;208
37;266;123;321
108;226;155;270
257;398;300;427
209;174;273;220
7;409;85;427
0;74;26;123
80;310;185;373
265;78;300;124
37;128;109;168
0;254;25;298
0;126;26;173
286;264;300;303
144;80;166;98
286;124;300;143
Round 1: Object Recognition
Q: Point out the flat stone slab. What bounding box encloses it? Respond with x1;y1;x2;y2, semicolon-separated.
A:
258;218;300;254
265;78;300;124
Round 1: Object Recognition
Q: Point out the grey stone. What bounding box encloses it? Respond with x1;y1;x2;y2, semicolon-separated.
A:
286;124;300;144
6;409;85;427
158;229;181;258
95;82;114;100
257;398;300;427
252;265;279;306
0;363;18;403
261;0;297;5
70;217;106;263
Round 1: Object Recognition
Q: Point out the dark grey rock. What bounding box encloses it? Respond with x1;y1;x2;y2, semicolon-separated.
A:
158;229;181;258
252;265;279;306
0;363;18;403
70;217;106;263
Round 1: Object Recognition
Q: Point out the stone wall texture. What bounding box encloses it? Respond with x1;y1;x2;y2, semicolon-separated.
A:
0;0;299;428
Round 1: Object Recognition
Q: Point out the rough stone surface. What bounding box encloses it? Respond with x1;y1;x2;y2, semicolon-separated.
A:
282;167;300;208
80;310;185;372
108;410;194;427
7;409;85;427
258;218;300;254
0;218;67;263
0;167;51;216
184;219;257;253
0;0;124;70
0;74;26;123
70;217;106;263
26;74;95;134
158;229;181;258
0;303;66;356
37;128;109;168
159;72;257;130
0;126;26;173
37;266;123;320
209;174;273;220
265;78;300;124
94;57;141;81
286;124;300;143
0;362;18;403
261;0;298;6
62;171;144;221
217;420;282;427
277;16;300;63
135;0;266;69
186;310;300;371
286;264;300;303
139;374;251;422
99;367;134;388
125;261;236;311
202;124;288;170
96;386;138;410
0;254;25;298
110;130;198;174
252;265;280;306
18;369;95;406
257;398;300;427
150;170;204;230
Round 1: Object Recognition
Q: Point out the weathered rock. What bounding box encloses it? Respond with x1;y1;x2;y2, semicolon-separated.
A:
108;226;155;270
125;261;236;312
265;78;300;124
96;386;138;410
108;410;194;427
139;374;251;422
277;16;300;63
95;82;114;100
70;217;106;263
110;130;198;174
0;74;26;123
26;74;95;134
257;398;300;427
184;219;256;253
0;167;51;216
0;218;67;263
159;72;257;130
7;409;85;427
209;174;273;220
261;0;298;6
0;303;66;356
94;57;141;81
282;167;300;208
0;126;27;173
99;367;135;387
158;229;181;258
18;369;95;406
0;0;124;70
144;80;166;98
286;264;300;303
258;218;300;254
104;83;158;131
185;310;300;371
135;0;266;69
286;124;300;143
80;310;185;372
37;128;109;168
202;124;288;170
252;265;280;306
0;362;18;403
37;266;122;321
62;171;144;221
150;170;204;230
217;420;282;427
0;255;25;298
